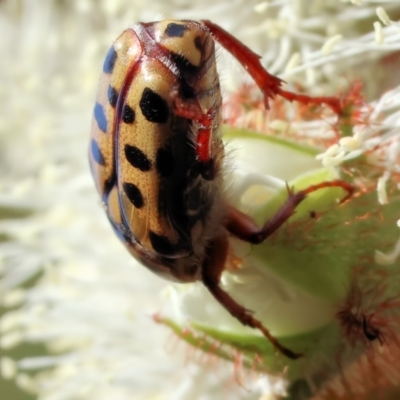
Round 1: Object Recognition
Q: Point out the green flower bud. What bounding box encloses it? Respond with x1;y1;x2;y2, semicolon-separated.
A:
159;127;400;393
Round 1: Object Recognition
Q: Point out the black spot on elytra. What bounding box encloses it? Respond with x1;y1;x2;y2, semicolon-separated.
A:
90;139;106;166
124;145;151;171
165;23;189;38
94;103;107;132
107;85;118;108
103;46;117;74
170;53;198;74
149;231;176;256
139;87;169;123
122;104;135;124
156;148;174;177
123;182;144;208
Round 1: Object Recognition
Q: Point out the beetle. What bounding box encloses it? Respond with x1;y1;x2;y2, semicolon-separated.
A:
89;19;353;359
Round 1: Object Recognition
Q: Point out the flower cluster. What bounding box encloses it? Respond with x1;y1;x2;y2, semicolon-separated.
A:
1;1;400;399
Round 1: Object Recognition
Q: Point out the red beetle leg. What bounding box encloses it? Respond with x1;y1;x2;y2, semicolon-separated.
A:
202;235;302;359
226;180;354;244
202;20;342;114
171;88;217;178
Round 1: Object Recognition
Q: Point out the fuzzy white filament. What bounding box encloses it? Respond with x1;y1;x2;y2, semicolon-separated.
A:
376;7;391;26
321;35;343;55
1;1;400;400
374;21;384;44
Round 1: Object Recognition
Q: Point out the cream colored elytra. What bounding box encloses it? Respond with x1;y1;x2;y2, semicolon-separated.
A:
89;20;225;282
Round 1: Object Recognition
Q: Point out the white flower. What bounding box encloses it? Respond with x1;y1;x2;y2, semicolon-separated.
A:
1;1;400;400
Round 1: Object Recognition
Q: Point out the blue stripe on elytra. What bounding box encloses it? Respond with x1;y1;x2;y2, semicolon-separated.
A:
103;46;117;74
91;139;106;166
94;103;107;132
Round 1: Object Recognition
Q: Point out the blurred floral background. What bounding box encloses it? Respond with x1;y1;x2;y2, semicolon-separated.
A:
1;1;400;399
